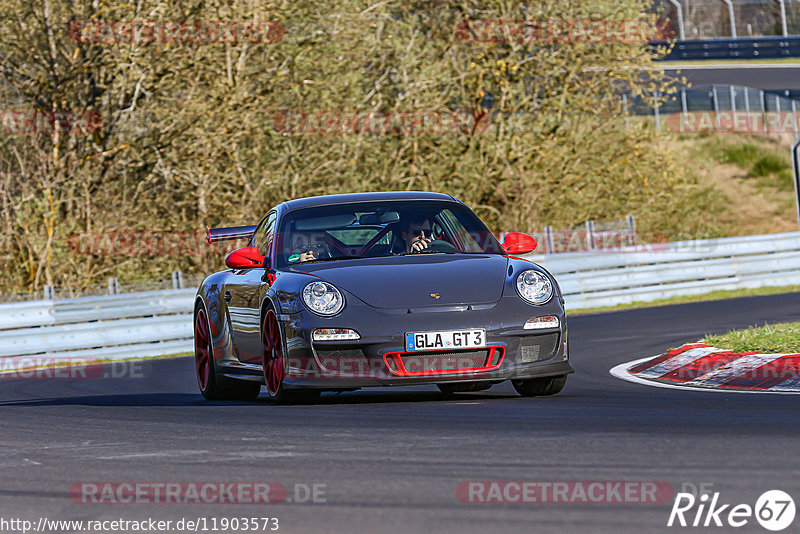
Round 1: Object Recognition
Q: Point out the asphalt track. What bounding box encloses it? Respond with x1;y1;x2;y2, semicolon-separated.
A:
662;64;800;90
1;292;800;534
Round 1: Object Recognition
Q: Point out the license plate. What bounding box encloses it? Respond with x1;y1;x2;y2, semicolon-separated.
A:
405;329;486;351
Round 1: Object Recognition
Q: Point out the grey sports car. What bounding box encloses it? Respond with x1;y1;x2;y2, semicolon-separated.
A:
194;191;573;403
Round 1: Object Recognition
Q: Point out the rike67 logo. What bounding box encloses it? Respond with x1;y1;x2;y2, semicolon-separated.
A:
668;489;795;531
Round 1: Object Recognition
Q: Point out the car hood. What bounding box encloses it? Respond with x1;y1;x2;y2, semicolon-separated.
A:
293;254;508;309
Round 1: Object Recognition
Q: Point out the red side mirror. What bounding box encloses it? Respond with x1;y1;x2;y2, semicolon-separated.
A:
502;232;537;254
225;246;264;269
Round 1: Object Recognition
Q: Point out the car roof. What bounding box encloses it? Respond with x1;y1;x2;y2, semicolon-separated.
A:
281;191;459;212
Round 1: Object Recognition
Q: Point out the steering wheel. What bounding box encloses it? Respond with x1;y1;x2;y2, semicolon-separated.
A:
414;239;457;253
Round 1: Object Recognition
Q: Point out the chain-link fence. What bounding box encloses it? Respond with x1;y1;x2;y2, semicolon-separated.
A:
624;84;800;134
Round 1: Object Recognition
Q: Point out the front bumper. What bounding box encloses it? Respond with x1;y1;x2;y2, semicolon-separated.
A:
279;294;573;390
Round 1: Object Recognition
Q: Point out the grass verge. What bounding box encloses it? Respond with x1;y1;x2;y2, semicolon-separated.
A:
568;284;800;315
703;321;800;353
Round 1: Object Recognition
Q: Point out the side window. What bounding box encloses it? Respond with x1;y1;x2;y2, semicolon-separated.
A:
440;209;484;252
252;212;277;259
431;218;447;242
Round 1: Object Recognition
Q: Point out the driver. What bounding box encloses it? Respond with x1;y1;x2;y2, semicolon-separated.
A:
288;243;323;263
401;215;433;253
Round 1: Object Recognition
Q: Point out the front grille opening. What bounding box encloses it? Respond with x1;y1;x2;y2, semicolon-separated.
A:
401;349;489;373
315;348;369;374
384;347;505;376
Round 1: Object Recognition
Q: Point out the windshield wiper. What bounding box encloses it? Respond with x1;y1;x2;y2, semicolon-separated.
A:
400;250;460;255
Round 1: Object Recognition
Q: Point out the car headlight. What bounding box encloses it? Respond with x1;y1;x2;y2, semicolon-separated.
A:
302;281;345;316
515;270;553;305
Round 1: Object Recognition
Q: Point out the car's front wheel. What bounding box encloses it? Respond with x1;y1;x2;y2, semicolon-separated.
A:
194;303;261;401
262;308;320;405
511;375;567;397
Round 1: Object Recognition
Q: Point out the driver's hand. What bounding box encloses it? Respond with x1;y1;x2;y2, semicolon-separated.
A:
411;238;431;252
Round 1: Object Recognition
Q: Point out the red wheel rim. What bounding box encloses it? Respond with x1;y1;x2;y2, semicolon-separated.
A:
194;308;211;390
263;310;285;397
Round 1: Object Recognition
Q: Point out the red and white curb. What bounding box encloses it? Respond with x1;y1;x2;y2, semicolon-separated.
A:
610;342;800;394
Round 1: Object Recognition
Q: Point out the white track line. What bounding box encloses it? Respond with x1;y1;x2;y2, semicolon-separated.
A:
609;356;800;395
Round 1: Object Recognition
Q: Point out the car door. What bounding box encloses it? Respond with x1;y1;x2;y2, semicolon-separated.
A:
225;211;276;364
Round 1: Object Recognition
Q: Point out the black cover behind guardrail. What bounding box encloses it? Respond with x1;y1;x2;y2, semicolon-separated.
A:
652;36;800;61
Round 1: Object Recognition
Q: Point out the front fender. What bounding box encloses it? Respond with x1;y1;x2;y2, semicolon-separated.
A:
195;271;239;366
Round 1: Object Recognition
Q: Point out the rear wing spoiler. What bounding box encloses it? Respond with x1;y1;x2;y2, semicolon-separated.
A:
206;225;257;244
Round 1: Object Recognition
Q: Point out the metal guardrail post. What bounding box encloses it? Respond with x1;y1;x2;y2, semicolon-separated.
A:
712;86;719;113
43;285;54;300
626;215;637;245
172;270;183;290
730;86;736;113
108;277;119;295
744;86;751;115
585;220;596;251
680;88;688;115
544;226;555;254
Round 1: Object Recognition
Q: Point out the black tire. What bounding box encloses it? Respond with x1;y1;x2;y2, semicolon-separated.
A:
437;381;494;395
262;306;321;405
511;375;567;397
194;303;262;401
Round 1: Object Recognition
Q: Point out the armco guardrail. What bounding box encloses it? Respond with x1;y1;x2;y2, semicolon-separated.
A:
0;289;196;362
529;231;800;310
2;232;800;362
652;36;800;60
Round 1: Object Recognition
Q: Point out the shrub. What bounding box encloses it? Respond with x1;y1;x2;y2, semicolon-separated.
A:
750;154;790;178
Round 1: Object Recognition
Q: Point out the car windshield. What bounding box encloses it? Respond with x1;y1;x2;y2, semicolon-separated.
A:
276;200;503;267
